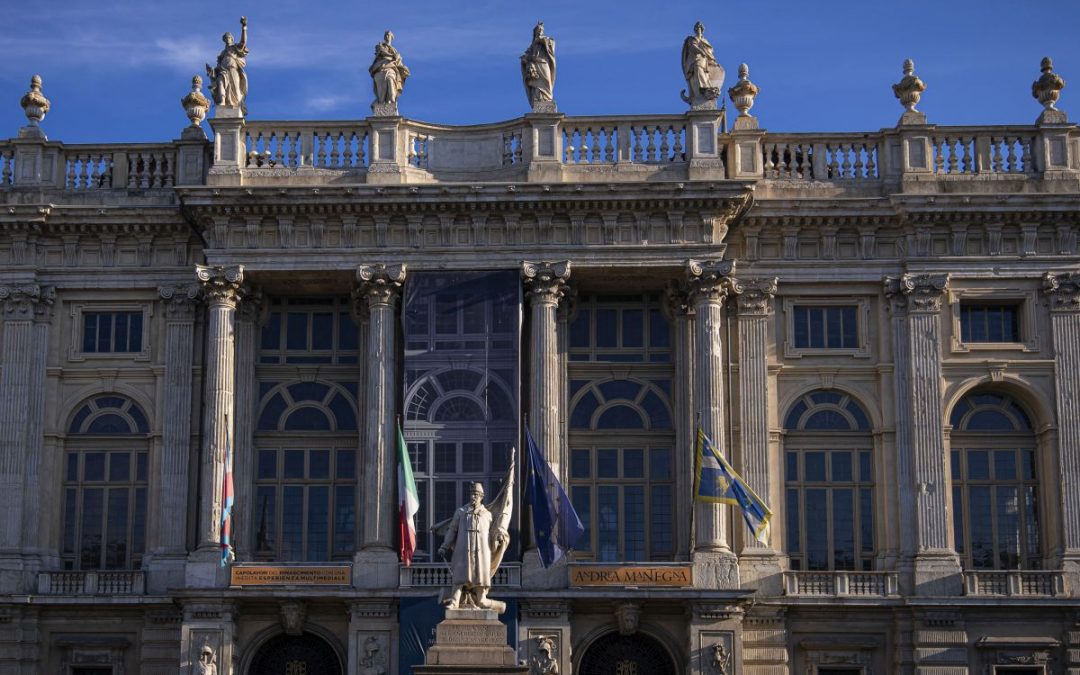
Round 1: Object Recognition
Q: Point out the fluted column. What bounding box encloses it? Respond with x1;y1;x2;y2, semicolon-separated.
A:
664;285;694;560
885;273;960;595
194;265;245;553
232;291;262;561
155;284;200;559
687;259;739;588
522;261;571;471
1043;273;1080;572
354;263;405;588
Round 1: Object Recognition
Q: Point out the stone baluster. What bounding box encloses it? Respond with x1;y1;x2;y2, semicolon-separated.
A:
151;284;201;585
1043;273;1080;583
232;291;263;561
354;263;406;588
885;273;960;595
686;259;740;588
193;265;245;557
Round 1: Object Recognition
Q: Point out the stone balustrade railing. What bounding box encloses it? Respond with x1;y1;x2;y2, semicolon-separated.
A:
929;126;1038;175
783;570;899;598
962;570;1065;597
244;121;371;170
399;563;521;588
761;133;883;182
0;144;14;186
560;115;689;165
0;139;200;190
37;570;146;595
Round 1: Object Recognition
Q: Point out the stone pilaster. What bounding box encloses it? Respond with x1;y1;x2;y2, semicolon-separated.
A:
686;259;739;588
518;601;572;675
232;291;262;562
912;610;968;675
742;606;788;675
354;263;406;588
521;261;571;587
885;273;961;595
665;284;695;560
1043;272;1080;585
188;265;244;587
148;283;200;592
733;278;783;592
347;600;398;675
688;601;744;675
0;284;53;593
140;607;183;675
179;600;237;675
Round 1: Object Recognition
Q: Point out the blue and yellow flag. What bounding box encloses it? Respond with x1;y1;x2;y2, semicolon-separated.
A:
694;428;773;544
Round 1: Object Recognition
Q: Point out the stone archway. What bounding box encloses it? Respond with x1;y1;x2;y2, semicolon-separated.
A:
247;632;343;675
578;631;677;675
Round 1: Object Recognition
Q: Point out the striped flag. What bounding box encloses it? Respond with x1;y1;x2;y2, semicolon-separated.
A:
694;428;773;545
397;423;420;566
220;415;235;566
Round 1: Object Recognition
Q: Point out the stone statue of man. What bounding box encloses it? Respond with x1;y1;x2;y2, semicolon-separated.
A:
194;645;217;675
369;30;410;113
438;482;508;610
681;21;724;109
205;17;249;114
521;22;556;111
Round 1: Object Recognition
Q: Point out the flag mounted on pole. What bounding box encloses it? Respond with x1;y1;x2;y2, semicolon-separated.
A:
397;423;420;566
524;426;585;567
694;428;773;545
220;414;235;567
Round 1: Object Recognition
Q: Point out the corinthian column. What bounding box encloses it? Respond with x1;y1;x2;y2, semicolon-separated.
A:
885;273;960;595
686;259;739;589
522;261;571;469
664;284;694;561
1043;273;1080;580
354;263;406;589
193;265;244;558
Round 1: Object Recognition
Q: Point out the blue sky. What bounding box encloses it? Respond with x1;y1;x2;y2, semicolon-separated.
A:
2;0;1078;143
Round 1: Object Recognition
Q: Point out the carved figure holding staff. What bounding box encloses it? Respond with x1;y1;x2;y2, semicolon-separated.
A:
206;16;249;113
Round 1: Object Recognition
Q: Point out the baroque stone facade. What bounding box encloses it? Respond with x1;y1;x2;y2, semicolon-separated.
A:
0;46;1079;675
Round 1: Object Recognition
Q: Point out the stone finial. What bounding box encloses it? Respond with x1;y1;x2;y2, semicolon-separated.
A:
727;63;760;130
181;75;211;138
892;59;927;125
1032;56;1067;125
19;75;50;139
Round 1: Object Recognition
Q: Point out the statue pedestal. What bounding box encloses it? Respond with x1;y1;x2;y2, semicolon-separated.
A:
413;608;527;675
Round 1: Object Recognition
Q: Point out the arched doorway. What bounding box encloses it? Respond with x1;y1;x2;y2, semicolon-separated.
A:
578;631;677;675
248;632;342;675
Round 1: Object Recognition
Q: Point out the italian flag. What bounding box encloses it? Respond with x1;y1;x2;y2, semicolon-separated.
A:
397;424;419;566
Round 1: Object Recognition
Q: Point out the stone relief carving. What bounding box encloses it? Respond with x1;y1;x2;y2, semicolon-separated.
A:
1043;272;1080;312
206;16;249;113
734;277;778;315
531;635;559;675
279;600;306;636
193;643;217;675
369;30;410;115
358;634;388;675
521;22;557;112
883;273;949;314
710;639;732;674
681;22;724;110
614;602;642;635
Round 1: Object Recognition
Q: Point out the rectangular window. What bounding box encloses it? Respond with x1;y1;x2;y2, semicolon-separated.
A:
792;305;858;349
568;294;671;363
960;303;1020;343
62;449;148;570
82;311;144;353
258;298;359;365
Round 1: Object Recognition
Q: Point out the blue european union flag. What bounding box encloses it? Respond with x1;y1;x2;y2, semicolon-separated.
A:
694;428;773;544
525;426;585;567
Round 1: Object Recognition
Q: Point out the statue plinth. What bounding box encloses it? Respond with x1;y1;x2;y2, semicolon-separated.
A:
214;105;244;119
370;101;400;118
412;608;527;675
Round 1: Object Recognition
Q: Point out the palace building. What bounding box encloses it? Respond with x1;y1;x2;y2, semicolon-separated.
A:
0;26;1079;674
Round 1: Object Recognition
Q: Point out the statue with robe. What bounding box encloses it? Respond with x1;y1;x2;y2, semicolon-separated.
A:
681;21;724;109
369;30;410;113
521;22;556;111
206;17;249;114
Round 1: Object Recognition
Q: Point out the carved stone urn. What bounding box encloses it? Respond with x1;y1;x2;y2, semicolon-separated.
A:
1032;56;1066;124
727;64;759;119
20;75;50;127
892;59;927;125
182;75;211;129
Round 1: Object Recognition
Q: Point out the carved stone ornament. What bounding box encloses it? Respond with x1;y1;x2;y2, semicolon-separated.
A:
194;642;218;675
727;64;760;128
681;22;724;110
686;258;737;304
522;260;571;304
359;633;388;675
884;273;949;314
521;22;557;112
195;264;246;306
369;30;410;115
1033;56;1067;124
892;59;927;124
0;284;54;320
356;263;407;307
710;638;732;675
159;283;201;320
531;635;560;675
181;75;211;130
1043;272;1080;312
205;16;249;114
20;74;50;127
279;600;306;636
614;602;642;635
734;277;778;315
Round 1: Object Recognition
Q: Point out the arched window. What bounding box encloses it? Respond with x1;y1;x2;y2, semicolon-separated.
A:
62;394;150;570
254;380;358;562
949;390;1040;569
783;390;875;571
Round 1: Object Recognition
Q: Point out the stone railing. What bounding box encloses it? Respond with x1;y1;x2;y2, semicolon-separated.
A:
244;121;371;170
962;570;1065;597
783;570;899;597
0;143;14;186
760;133;882;181
60;144;179;190
396;117;530;172
37;570;146;595
560;116;689;165
399;563;521;588
929;126;1037;175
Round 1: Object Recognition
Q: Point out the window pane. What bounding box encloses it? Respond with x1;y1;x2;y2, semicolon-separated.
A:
63;488;77;555
83;314;98;352
334;485;355;553
624;486;645;561
994;450;1016;480
623;449;644;478
461;443;484;473
1024;486;1039;559
831;451;852;481
571;450;591;479
339;313;359;350
967;450;990;480
572;486;591;553
597;486;619;562
132;487;146;560
808;307;824;348
805;452;826;481
832;488;854;570
311;313;334;350
793;307;809;348
434;481;457;523
597;449;618;478
859;451;872;483
336;449;355;479
258;450;277;479
805;489;828;569
785;452;798;481
114;312;129;352
786;488;800;554
952;486;964;554
596;309;617;348
255;486;277;552
996;486;1020;569
81;487;104;569
261;312;282;350
105;488;129;569
286;312;308;350
649;309;670;348
283;450;305;479
649;448;670;480
136;452;148;481
859;488;873;554
622;310;643;348
434;443;456;473
309;449;330;479
951;450;961;481
97;314;113;352
840;306;858;348
85;453;106;481
307;486;329;561
67;453;79;481
826;307;842;348
570;310;589;348
281;486;305;560
968;486;993;568
108;453;129;481
650;485;672;555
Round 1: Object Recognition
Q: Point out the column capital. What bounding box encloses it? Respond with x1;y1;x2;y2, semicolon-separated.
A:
884;273;949;314
158;283;201;321
734;277;779;315
235;288;266;324
522;261;571;304
686;258;738;305
195;264;245;307
1043;272;1080;312
0;284;54;321
356;263;406;308
662;282;691;319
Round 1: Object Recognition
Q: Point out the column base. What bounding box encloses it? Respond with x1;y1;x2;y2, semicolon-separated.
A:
144;551;188;594
0;551;31;594
520;548;567;590
1060;552;1080;596
737;549;786;596
693;549;741;589
353;548;399;589
185;547;230;589
902;551;962;596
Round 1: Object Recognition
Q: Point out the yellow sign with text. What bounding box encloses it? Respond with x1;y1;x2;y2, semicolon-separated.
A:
231;566;351;586
569;565;694;587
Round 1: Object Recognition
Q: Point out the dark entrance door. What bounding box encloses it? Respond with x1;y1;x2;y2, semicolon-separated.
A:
248;632;343;675
578;631;677;675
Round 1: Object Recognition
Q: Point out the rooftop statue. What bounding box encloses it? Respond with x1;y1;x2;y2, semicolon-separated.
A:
205;16;249;114
369;30;410;116
521;22;557;112
681;21;724;110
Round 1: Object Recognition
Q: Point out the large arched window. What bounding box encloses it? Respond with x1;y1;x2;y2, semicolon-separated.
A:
62;394;150;570
949;390;1040;570
783;390;875;571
